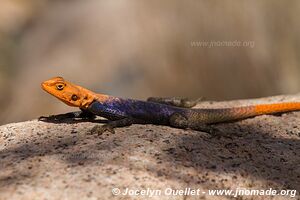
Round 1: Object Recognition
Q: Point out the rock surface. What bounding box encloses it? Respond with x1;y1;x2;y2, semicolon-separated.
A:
0;95;300;200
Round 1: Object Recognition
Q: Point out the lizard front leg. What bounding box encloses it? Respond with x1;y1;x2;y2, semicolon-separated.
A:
90;117;138;135
147;97;203;108
39;109;96;121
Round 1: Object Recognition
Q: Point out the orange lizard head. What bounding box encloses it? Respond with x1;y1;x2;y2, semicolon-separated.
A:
41;77;99;109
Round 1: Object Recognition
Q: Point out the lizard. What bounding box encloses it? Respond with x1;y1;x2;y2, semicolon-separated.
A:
40;77;300;134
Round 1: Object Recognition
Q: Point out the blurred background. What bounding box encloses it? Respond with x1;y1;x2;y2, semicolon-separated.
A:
0;0;299;124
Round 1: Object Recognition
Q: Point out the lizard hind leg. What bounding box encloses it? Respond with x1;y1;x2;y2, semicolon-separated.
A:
169;112;189;129
169;112;220;135
147;97;203;108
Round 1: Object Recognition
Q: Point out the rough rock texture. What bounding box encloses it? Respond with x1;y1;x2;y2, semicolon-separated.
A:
0;95;300;200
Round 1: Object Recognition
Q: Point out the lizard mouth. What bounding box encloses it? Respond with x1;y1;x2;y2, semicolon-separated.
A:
41;82;55;96
41;82;47;91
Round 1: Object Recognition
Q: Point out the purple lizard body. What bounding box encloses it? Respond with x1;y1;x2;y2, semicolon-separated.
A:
88;97;187;124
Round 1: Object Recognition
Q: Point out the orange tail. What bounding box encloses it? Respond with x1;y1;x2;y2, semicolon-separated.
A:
191;102;300;124
254;102;300;115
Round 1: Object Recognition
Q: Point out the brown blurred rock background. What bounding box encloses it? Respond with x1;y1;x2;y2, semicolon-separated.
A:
0;0;299;124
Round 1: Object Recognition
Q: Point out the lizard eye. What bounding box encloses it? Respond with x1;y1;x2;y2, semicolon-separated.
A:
56;84;65;90
71;94;78;101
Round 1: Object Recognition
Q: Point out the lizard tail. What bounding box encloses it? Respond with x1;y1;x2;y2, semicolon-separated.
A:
254;102;300;115
189;102;300;124
221;102;300;122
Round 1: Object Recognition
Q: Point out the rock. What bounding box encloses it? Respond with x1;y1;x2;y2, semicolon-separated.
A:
0;95;300;199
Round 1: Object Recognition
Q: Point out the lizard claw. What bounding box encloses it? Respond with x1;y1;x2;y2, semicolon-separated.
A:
38;115;61;121
38;116;48;121
90;125;115;135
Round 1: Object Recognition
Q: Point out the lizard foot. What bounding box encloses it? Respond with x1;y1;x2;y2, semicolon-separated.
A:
90;125;115;135
178;97;204;108
89;118;135;136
